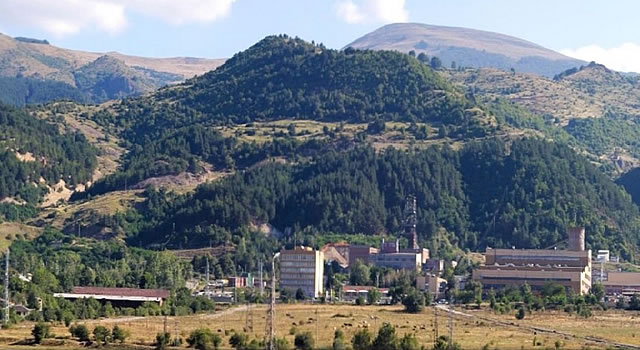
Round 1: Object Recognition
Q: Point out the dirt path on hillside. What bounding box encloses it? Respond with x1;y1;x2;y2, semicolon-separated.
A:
85;305;249;324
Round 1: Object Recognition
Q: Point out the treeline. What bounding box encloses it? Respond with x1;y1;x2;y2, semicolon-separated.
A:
114;138;640;259
0;76;88;106
0;103;97;204
4;228;215;325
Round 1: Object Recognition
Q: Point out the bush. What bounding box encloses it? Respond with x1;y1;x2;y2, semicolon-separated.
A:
32;322;50;344
112;325;129;343
69;324;90;341
515;307;525;320
155;332;171;350
294;331;314;350
187;328;216;350
355;296;365;306
352;329;372;350
93;325;111;344
402;288;425;313
229;332;249;349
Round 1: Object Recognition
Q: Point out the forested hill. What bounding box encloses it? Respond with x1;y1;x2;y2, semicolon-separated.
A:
121;137;640;261
75;35;496;198
0;103;97;207
153;34;482;127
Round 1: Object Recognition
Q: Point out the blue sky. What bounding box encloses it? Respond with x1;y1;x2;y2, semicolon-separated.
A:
2;0;640;71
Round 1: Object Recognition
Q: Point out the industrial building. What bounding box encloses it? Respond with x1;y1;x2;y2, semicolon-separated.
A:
342;285;391;304
54;287;170;307
279;246;324;299
600;271;640;296
473;227;592;295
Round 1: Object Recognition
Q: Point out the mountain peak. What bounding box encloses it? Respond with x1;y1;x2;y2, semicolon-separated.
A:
346;23;585;77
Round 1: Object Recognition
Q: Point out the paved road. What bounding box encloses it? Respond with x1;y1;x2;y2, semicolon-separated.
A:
434;304;640;350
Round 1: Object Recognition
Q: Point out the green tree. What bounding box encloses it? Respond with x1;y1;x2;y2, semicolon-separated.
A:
350;260;370;286
229;332;249;349
32;322;50;344
70;324;90;341
155;332;171;350
368;288;381;305
352;328;373;350
399;333;420;350
188;328;215;350
430;56;442;69
373;323;398;350
93;325;111;344
402;288;425;313
591;282;605;302
294;331;314;350
295;288;306;301
333;329;347;350
515;306;525;320
112;325;129;343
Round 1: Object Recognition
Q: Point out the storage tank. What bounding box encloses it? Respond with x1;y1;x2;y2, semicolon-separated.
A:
567;227;585;251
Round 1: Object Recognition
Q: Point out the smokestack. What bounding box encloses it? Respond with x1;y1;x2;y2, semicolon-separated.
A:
567;227;585;251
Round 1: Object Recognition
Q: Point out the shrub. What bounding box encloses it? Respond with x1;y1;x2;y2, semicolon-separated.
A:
93;325;111;344
32;322;50;344
112;325;129;343
69;324;90;341
294;331;314;350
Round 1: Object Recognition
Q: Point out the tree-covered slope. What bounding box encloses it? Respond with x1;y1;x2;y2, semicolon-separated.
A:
0;103;97;205
161;35;476;126
75;35;495;197
117;138;639;260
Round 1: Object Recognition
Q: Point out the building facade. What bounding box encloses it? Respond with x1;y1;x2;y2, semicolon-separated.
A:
600;271;640;296
473;228;592;295
279;247;324;299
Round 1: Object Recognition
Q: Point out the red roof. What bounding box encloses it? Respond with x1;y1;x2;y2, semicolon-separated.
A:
71;287;170;299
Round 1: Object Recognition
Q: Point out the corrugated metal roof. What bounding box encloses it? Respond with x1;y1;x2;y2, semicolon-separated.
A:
71;287;170;298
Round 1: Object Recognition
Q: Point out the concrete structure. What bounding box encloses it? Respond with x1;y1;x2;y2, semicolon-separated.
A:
424;259;445;275
54;287;170;307
473;228;592;295
417;274;447;299
279;247;324;299
600;271;640;296
595;250;610;263
375;251;423;270
322;244;349;268
342;285;390;304
348;245;379;266
568;227;586;252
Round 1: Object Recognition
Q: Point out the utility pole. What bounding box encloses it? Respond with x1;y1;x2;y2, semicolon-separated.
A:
448;302;454;347
315;307;319;346
265;252;279;350
259;261;264;296
433;306;438;348
206;257;210;293
4;249;8;325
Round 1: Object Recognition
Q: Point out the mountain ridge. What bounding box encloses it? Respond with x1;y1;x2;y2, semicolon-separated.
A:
0;32;225;105
346;23;586;77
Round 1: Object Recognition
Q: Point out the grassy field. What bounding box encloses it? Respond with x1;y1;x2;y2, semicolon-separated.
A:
3;304;633;349
0;222;42;252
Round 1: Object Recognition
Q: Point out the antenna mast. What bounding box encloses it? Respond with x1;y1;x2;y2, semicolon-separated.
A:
4;249;8;325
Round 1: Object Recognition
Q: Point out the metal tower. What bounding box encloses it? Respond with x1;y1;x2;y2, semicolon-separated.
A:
403;194;418;249
265;253;279;350
4;249;8;325
245;301;254;332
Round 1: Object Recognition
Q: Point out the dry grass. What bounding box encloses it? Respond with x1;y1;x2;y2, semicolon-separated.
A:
0;222;42;252
0;304;620;349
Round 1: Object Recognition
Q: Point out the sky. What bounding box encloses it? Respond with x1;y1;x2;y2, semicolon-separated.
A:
1;0;640;72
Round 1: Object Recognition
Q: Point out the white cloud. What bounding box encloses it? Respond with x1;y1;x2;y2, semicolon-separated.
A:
336;0;409;24
561;43;640;73
0;0;235;37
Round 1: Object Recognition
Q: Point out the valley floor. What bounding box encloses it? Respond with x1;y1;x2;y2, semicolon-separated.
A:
2;304;640;349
